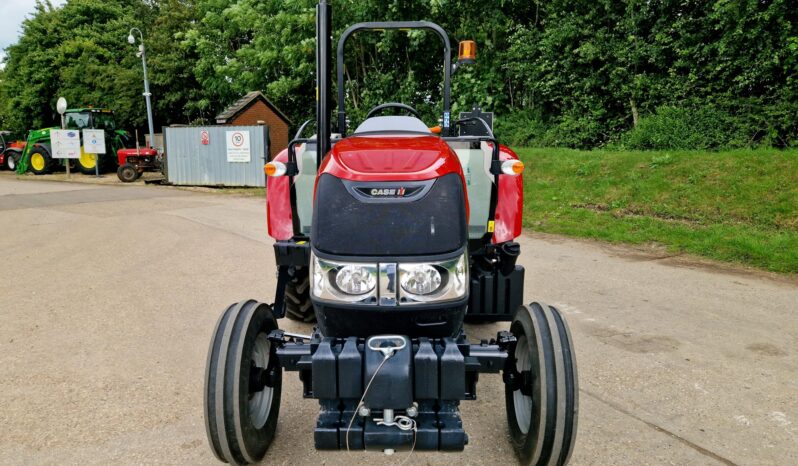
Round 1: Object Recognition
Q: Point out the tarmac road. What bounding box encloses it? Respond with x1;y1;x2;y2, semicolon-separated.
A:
1;174;796;465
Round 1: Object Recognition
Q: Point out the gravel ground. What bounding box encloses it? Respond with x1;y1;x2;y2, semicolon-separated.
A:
1;173;796;465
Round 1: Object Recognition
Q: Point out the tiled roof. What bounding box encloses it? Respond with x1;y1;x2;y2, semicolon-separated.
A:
215;91;292;125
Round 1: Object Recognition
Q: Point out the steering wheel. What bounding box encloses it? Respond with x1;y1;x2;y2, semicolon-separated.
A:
365;103;422;120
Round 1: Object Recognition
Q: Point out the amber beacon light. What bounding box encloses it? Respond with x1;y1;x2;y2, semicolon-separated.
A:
458;40;476;64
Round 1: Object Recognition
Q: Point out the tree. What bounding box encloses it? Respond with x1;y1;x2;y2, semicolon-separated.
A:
1;0;154;133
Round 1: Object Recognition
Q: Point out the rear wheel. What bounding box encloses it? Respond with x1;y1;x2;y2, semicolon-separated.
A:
117;163;138;182
76;147;98;174
505;302;578;465
29;148;53;175
4;151;18;171
284;267;315;322
204;300;282;465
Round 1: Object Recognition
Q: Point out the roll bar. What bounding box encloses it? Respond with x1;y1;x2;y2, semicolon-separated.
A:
336;21;453;137
316;1;332;168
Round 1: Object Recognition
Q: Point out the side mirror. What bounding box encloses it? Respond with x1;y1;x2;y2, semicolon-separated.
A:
453;40;476;74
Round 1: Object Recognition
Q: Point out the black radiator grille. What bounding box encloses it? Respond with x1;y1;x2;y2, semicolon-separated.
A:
312;173;467;256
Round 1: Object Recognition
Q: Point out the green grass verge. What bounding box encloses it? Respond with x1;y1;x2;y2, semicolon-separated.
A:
516;147;798;273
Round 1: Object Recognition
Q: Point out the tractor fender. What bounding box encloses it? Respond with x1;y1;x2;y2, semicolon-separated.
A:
266;148;294;240
3;148;22;159
117;148;158;166
492;145;523;243
37;142;52;155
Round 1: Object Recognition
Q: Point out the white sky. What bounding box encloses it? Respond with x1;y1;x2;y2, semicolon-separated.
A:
1;0;66;64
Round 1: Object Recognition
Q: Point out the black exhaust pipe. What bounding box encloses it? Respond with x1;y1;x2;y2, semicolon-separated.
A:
316;0;332;167
499;241;521;276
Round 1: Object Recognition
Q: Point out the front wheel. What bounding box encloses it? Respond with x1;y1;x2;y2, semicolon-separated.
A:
505;302;578;465
29;148;53;175
204;300;282;464
117;163;139;182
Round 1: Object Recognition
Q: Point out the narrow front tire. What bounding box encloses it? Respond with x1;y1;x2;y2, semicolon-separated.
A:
204;300;282;464
505;302;578;465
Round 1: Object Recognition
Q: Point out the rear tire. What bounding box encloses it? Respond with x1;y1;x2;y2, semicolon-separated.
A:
204;300;282;464
4;151;18;171
117;163;138;182
284;267;315;322
76;147;98;174
505;302;578;465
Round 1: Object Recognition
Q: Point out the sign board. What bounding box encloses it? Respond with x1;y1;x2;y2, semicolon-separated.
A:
226;130;250;163
51;130;81;159
82;129;106;154
201;130;210;145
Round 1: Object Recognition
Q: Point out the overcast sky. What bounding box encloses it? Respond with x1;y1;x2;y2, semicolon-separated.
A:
1;0;66;63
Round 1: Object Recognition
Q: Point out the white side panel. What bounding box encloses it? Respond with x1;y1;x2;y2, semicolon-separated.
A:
293;144;317;235
449;141;492;239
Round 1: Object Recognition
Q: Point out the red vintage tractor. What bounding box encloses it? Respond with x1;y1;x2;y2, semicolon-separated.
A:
116;147;159;182
203;2;578;465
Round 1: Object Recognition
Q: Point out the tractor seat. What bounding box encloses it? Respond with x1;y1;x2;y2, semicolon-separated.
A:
354;116;431;134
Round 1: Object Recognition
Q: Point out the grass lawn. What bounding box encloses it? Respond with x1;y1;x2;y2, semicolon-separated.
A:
516;148;798;273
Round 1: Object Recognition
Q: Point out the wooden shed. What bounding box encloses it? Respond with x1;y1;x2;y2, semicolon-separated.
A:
215;91;291;159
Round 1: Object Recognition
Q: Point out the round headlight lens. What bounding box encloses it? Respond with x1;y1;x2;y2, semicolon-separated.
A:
400;264;443;296
334;265;377;296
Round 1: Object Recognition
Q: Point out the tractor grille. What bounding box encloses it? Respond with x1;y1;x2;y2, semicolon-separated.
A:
312;173;467;256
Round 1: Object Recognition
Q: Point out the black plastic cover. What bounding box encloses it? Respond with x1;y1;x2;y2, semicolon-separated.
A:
312;173;467;256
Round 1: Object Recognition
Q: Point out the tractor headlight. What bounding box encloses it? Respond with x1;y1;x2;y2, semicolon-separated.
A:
399;264;442;296
335;265;377;295
310;252;467;305
398;254;467;304
311;254;378;303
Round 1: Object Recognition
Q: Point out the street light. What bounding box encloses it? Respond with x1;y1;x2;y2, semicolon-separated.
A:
127;27;156;150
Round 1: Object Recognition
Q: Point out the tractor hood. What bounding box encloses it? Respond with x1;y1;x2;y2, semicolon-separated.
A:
312;134;470;257
319;135;465;182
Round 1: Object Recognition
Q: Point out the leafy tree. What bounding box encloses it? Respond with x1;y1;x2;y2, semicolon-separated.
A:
185;0;317;126
148;0;207;124
1;0;795;148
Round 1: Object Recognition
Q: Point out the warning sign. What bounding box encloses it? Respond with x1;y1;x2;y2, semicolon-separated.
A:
226;130;250;163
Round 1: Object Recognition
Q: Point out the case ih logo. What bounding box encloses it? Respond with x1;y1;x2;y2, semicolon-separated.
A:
356;186;421;198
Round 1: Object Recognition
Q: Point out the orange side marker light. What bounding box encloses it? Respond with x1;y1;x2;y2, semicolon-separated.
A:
264;161;287;177
500;160;524;175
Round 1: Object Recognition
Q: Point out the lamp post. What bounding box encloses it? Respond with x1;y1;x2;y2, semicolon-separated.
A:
127;27;156;150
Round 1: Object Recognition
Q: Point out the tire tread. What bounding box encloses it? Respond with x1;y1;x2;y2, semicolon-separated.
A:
284;271;314;322
204;300;281;465
506;302;578;466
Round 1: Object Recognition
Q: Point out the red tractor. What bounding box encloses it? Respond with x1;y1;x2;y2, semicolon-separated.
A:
0;132;25;171
203;2;578;465
116;147;159;182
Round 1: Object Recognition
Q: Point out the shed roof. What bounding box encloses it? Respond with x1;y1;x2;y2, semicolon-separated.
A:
215;91;292;125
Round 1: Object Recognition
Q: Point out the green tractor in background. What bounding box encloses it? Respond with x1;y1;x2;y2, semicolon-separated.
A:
16;108;132;175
